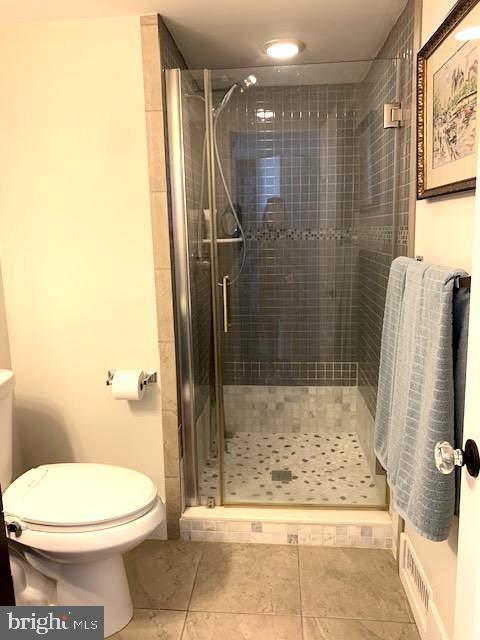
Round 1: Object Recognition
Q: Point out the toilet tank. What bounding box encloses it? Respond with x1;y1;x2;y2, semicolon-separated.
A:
0;370;15;491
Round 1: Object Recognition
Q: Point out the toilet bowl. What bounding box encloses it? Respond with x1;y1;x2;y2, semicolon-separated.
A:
3;462;164;637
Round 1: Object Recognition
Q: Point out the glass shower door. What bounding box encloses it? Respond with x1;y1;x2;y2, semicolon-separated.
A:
168;57;407;509
205;62;397;507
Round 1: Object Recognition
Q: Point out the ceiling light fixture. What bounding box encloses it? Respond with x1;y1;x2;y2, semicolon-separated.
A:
264;39;305;60
455;25;480;40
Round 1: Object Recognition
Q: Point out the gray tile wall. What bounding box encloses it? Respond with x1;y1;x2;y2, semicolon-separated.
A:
357;0;415;416
214;84;361;385
159;19;187;70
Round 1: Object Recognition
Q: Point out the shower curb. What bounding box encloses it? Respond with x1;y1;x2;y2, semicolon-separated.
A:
179;507;393;550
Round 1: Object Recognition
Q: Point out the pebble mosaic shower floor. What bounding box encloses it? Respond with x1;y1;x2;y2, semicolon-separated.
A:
199;431;386;506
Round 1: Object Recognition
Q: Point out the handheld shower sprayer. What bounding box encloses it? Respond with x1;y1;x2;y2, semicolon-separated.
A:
214;74;257;118
194;74;258;287
212;74;258;285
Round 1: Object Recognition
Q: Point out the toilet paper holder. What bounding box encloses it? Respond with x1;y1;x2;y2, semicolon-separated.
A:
106;370;158;389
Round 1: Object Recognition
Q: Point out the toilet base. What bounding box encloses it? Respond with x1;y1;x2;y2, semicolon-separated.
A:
14;546;133;638
56;555;133;637
6;498;164;638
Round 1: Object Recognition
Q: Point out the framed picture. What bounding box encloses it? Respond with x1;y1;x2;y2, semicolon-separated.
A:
417;0;480;199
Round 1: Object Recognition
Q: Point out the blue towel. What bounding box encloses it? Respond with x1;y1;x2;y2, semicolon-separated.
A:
374;256;411;469
375;259;468;541
453;286;470;515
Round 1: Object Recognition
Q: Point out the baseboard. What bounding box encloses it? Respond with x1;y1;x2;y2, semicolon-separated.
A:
399;533;450;640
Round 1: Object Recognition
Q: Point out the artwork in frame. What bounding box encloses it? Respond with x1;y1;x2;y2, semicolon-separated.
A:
417;0;480;199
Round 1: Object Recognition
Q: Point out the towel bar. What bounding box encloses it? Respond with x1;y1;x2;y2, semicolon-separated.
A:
415;255;471;289
455;275;471;289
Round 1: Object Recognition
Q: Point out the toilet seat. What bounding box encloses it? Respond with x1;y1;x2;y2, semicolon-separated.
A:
3;463;158;533
5;497;164;556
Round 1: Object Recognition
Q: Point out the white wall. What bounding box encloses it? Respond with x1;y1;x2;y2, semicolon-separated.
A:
0;264;23;481
415;0;476;276
0;18;165;506
415;192;475;272
0;266;11;370
410;0;475;637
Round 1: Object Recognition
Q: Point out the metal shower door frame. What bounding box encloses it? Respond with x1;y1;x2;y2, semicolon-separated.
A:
166;68;226;507
165;68;199;506
203;69;227;507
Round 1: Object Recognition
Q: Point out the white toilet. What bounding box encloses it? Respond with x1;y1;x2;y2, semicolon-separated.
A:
0;370;165;637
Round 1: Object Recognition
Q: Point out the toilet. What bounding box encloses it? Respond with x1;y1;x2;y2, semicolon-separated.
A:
0;370;165;637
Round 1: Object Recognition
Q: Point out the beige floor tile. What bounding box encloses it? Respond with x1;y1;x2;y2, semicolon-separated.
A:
125;540;204;609
183;611;302;640
299;547;412;622
109;609;186;640
303;618;420;640
189;543;301;615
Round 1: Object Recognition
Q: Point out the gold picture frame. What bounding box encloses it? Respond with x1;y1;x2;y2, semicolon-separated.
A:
417;0;480;199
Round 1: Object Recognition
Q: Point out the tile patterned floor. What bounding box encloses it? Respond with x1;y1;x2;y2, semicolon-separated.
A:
199;432;386;506
118;540;420;640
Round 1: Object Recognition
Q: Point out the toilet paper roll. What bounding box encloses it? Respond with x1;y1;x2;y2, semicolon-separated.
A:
111;369;145;401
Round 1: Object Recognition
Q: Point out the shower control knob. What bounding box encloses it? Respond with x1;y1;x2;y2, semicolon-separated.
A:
434;439;480;478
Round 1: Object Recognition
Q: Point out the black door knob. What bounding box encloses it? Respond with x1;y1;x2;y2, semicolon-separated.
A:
464;439;480;478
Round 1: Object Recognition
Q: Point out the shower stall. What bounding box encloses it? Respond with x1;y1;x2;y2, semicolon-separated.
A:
166;58;412;509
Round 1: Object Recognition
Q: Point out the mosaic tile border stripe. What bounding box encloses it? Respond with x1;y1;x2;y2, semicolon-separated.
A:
240;226;407;244
180;519;393;550
244;227;355;242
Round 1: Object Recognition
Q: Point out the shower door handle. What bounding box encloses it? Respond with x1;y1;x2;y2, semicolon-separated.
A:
223;275;230;333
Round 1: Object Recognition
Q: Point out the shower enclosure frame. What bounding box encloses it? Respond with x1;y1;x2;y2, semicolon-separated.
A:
165;68;199;505
203;69;228;507
166;68;227;507
166;65;391;511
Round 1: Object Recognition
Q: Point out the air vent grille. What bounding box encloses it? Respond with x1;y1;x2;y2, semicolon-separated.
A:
404;542;430;613
399;533;432;635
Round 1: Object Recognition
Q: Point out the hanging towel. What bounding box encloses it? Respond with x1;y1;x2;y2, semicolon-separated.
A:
375;260;468;541
374;256;412;469
453;286;470;515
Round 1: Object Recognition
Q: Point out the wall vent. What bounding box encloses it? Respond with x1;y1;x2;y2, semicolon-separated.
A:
399;533;432;634
405;541;430;612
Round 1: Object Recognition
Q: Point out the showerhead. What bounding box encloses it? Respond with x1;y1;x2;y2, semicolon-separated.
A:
214;75;258;117
241;74;257;89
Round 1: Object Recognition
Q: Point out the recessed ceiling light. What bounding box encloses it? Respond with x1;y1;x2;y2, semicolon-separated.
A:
455;25;480;40
264;39;305;60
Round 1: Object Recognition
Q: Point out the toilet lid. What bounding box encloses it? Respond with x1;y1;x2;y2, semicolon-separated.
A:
3;463;158;528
